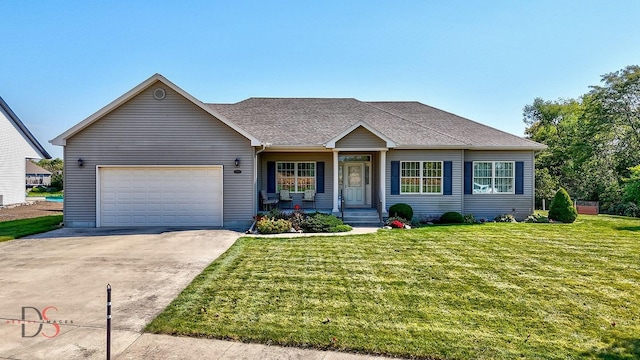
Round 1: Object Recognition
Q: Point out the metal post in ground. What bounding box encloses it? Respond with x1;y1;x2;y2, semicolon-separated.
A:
107;284;111;360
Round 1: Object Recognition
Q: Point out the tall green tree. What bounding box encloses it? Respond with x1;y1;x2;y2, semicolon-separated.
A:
523;65;640;214
587;65;640;175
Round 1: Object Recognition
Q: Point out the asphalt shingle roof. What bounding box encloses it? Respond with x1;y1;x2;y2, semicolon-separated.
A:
208;98;545;149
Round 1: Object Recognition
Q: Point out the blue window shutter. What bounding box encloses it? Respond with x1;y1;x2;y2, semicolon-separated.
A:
464;161;473;195
267;161;276;193
316;162;325;193
515;161;524;195
391;161;400;195
443;161;452;195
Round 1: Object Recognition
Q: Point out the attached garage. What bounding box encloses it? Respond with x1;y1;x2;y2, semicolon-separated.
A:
97;166;223;227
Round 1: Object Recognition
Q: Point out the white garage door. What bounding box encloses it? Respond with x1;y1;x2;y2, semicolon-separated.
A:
98;166;223;227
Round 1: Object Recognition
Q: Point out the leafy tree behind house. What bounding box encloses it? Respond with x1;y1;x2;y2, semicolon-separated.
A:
523;65;640;215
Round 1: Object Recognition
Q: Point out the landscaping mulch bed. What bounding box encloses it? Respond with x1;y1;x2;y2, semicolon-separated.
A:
0;201;63;222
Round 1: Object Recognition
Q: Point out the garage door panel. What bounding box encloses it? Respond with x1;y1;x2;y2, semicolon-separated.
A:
99;167;223;227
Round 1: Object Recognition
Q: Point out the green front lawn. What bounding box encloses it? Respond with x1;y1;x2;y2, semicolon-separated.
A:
147;215;640;359
0;215;63;242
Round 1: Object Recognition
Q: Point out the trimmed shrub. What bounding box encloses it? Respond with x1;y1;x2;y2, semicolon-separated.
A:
549;188;578;223
494;214;517;223
331;224;353;233
302;213;350;233
257;218;292;234
439;211;464;224
389;203;413;222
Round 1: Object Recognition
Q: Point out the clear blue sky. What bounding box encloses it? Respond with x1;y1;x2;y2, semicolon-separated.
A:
2;1;639;159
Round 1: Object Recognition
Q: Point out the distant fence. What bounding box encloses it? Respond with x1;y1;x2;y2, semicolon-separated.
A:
575;201;599;215
539;199;599;215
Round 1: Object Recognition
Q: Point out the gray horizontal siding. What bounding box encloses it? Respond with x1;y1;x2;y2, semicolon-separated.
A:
64;81;254;227
336;126;386;148
463;150;535;220
259;152;333;210
386;149;464;218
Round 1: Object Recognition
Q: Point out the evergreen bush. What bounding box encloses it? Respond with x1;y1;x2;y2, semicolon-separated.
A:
302;213;351;233
548;188;578;223
389;203;413;221
439;211;464;224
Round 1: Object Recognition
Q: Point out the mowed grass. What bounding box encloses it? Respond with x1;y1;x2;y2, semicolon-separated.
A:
0;215;63;242
147;215;640;359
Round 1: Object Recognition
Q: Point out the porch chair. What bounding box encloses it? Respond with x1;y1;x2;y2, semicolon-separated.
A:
260;190;279;211
302;189;316;209
279;189;293;209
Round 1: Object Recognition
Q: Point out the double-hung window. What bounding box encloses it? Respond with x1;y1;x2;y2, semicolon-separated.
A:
400;161;442;194
473;161;514;194
276;162;315;192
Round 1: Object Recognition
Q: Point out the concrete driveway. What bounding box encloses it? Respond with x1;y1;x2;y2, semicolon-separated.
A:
0;227;240;359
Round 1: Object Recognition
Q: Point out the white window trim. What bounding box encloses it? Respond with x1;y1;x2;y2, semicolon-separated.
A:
472;161;515;194
276;161;316;193
400;161;443;195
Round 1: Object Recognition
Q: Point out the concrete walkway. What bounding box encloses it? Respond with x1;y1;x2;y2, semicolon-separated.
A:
0;226;394;360
119;333;392;359
244;226;380;238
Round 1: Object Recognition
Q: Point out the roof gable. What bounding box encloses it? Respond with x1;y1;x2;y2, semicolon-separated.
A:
0;96;51;159
326;121;396;148
51;74;260;146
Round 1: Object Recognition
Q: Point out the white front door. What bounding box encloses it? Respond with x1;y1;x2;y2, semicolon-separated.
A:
345;163;364;206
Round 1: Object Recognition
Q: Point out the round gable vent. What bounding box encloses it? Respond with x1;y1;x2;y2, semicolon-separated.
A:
153;88;166;100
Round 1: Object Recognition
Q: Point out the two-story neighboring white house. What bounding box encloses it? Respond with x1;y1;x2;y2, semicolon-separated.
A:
0;96;51;206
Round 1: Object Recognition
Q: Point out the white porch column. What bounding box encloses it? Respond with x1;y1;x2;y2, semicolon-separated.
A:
379;150;387;215
332;150;340;213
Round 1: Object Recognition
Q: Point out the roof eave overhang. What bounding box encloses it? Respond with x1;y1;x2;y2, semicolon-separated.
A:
466;145;548;151
393;145;548;151
260;145;330;152
50;74;261;147
0;96;52;159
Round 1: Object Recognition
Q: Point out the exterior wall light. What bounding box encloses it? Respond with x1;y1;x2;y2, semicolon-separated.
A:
78;158;84;167
234;158;240;167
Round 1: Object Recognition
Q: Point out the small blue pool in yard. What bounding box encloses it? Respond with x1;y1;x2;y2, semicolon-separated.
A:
45;196;64;203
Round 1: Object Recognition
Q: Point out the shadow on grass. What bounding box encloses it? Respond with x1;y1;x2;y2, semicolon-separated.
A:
582;338;640;359
615;226;640;232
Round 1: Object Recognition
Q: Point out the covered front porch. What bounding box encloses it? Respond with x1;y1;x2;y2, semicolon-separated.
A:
256;121;396;221
256;149;389;219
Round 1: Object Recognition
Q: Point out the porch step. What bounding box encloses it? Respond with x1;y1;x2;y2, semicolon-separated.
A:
341;209;382;227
